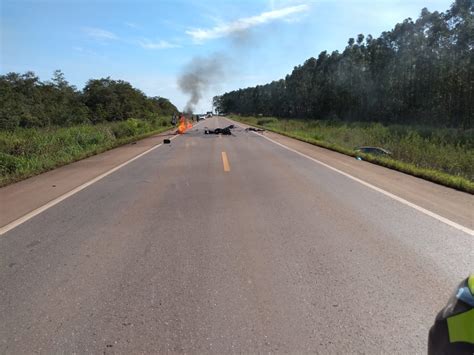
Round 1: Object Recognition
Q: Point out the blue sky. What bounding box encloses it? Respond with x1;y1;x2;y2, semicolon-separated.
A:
1;0;453;112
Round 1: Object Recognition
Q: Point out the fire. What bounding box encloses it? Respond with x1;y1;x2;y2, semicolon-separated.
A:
177;115;193;134
177;116;186;134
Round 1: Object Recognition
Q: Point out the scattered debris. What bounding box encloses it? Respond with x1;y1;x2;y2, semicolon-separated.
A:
204;125;234;135
245;127;265;132
163;139;171;144
354;146;392;156
355;146;392;161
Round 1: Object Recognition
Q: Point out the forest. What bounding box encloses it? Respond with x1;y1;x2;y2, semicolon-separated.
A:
214;0;473;129
0;70;178;130
0;71;178;185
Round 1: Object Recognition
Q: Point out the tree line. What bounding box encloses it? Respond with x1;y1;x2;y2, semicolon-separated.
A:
214;0;473;128
0;70;178;130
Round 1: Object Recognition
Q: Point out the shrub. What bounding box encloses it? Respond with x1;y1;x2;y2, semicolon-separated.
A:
232;115;474;187
257;117;278;126
0;152;23;175
0;118;172;186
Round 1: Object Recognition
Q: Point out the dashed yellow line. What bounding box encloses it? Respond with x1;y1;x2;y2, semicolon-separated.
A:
221;152;230;172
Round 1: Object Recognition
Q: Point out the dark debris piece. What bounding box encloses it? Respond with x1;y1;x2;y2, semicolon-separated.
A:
245;127;265;132
204;125;234;135
354;146;391;156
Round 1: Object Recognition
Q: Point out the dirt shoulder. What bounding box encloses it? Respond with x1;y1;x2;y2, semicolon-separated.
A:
0;128;178;228
228;118;473;230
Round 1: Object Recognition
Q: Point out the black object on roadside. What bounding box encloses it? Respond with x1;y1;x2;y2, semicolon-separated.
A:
163;139;171;144
245;127;265;132
354;146;391;156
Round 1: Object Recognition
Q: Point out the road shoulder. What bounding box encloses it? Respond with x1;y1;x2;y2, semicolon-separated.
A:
0;128;178;228
227;117;473;230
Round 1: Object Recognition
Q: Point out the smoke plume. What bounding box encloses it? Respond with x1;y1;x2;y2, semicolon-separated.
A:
177;4;309;113
178;54;227;113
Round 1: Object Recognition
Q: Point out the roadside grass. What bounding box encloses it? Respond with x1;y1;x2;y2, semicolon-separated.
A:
231;116;474;194
0;118;173;187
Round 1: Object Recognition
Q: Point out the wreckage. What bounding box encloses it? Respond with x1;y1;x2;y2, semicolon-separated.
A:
177;115;193;134
204;125;235;135
203;125;265;135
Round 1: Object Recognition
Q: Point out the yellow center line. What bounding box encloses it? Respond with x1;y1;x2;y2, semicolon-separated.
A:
221;152;230;172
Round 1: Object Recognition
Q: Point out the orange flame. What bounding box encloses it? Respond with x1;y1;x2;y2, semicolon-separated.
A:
177;116;186;134
177;115;193;134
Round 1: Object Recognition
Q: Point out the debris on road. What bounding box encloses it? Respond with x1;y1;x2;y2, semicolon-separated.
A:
204;125;234;135
245;127;265;133
163;139;171;144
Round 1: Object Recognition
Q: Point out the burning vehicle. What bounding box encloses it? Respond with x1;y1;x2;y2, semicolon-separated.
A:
177;115;193;134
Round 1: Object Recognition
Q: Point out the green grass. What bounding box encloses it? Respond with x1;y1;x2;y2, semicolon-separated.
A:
0;117;173;186
231;115;474;194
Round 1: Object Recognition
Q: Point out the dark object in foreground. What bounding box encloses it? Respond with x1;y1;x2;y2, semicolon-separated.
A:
204;125;234;135
355;146;392;156
163;139;171;144
428;275;474;355
245;127;265;132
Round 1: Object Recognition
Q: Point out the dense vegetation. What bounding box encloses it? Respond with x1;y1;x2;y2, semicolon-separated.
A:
0;70;178;130
0;118;172;186
215;0;473;129
233;116;474;192
0;71;178;185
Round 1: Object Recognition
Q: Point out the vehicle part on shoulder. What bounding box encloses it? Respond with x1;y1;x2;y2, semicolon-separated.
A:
354;146;392;156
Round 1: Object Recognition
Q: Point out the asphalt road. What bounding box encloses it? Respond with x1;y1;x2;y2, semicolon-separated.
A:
1;116;473;353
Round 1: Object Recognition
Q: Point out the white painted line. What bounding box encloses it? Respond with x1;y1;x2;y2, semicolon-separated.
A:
226;118;474;236
0;121;207;236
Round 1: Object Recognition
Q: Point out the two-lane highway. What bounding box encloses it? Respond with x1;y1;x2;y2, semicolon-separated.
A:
1;116;473;353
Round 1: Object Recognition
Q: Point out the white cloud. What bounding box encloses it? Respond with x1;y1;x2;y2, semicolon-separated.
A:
80;25;179;50
125;22;140;29
82;27;118;41
186;4;310;42
138;39;180;50
72;46;107;60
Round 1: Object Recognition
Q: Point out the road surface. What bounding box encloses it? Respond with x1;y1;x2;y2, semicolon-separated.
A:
1;116;473;353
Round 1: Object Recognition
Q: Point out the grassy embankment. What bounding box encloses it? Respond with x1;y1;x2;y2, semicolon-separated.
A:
231;116;474;194
0;118;173;187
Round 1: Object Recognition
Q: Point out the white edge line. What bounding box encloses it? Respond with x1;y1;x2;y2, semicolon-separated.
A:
227;118;474;237
0;124;203;236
